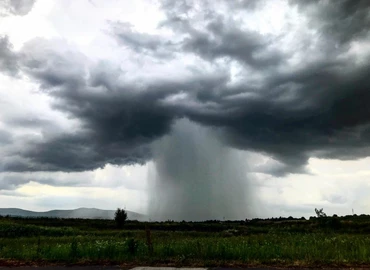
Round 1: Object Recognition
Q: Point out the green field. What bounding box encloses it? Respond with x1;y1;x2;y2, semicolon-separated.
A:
1;214;370;267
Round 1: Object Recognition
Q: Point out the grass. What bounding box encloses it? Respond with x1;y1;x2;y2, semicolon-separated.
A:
1;215;370;267
2;233;370;266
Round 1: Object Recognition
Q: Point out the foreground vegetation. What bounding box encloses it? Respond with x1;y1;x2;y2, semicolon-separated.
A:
1;213;370;267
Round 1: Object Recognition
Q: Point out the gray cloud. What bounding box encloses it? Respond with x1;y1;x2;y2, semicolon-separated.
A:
324;194;348;205
1;0;370;177
0;129;12;145
157;0;285;70
0;175;29;190
0;172;93;191
0;0;36;16
110;22;178;59
290;0;370;45
0;36;18;76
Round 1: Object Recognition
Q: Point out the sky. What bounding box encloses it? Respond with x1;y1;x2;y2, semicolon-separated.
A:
0;0;370;219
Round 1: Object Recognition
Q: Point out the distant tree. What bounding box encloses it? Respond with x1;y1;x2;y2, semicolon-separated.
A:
114;208;127;228
315;208;327;218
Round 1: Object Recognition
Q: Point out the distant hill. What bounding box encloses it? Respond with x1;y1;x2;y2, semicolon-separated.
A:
0;207;146;221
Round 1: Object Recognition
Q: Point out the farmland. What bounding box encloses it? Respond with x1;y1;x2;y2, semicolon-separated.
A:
1;214;370;267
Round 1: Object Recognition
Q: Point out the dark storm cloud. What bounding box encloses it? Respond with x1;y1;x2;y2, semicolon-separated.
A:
113;0;370;175
181;19;284;69
189;59;370;175
290;0;370;45
0;39;177;172
1;37;232;172
0;36;18;76
1;0;370;176
0;100;169;171
22;133;153;172
0;0;36;16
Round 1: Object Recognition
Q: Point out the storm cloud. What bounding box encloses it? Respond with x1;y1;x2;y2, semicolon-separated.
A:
0;0;370;178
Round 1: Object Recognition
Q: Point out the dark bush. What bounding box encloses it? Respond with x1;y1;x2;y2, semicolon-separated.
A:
114;208;127;229
327;217;342;230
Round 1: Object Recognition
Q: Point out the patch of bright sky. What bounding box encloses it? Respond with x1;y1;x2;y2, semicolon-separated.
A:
16;181;147;212
347;39;370;66
0;0;57;49
244;0;290;35
0;74;81;136
257;156;370;218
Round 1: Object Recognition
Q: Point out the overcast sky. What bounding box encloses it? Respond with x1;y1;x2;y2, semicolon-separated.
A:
0;0;370;219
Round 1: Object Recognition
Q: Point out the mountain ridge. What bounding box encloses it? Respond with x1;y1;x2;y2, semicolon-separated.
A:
0;207;146;221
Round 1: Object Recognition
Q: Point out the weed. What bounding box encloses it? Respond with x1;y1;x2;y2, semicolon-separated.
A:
70;238;78;259
126;238;139;255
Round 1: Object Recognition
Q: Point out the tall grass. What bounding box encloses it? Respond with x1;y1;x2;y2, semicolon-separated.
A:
1;233;370;264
